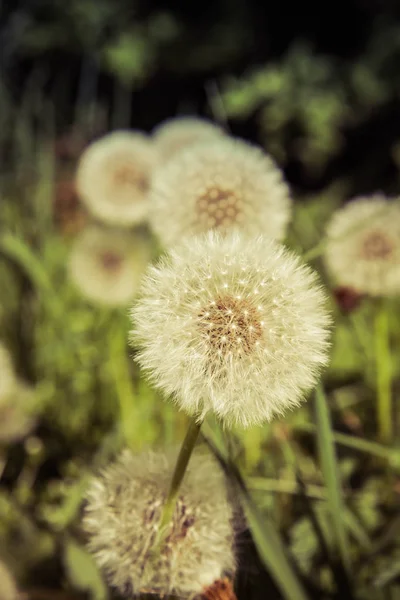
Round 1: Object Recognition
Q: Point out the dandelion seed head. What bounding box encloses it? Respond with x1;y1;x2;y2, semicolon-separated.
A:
152;117;225;159
83;450;236;598
149;138;292;247
131;231;331;428
324;195;400;296
68;225;151;306
76;131;158;227
0;560;19;600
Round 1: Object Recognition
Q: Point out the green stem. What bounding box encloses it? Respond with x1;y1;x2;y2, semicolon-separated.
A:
375;303;392;443
108;320;137;448
155;417;202;546
0;233;62;316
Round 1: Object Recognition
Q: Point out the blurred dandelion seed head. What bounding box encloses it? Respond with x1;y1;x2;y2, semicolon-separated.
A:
0;560;19;600
152;116;225;159
83;450;236;598
68;226;152;306
324;195;400;296
0;343;17;398
76;131;158;227
149;138;292;248
131;232;331;428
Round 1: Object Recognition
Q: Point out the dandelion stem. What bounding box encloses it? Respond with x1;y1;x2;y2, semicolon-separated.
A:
156;417;202;546
375;302;392;443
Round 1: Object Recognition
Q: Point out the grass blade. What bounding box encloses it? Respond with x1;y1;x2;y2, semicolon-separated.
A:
203;424;310;600
314;383;351;575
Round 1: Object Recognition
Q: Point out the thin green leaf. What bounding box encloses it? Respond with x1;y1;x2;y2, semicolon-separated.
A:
203;425;310;600
314;384;351;575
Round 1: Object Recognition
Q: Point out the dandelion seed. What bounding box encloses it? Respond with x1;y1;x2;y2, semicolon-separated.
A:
152;116;225;159
323;195;400;296
83;450;236;598
130;232;331;428
68;225;152;307
149;137;292;247
76;131;158;227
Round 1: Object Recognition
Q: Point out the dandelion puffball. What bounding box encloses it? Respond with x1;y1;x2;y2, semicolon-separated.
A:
323;195;400;296
131;232;331;428
152;116;225;159
83;450;236;598
76;131;158;227
0;560;19;600
68;226;152;306
149;137;292;248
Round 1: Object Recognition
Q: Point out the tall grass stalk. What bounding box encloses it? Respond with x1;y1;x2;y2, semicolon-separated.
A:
203;424;310;600
314;384;351;577
375;303;392;443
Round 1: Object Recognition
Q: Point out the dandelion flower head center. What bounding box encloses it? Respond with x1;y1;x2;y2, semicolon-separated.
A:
198;293;263;356
112;162;149;199
98;250;123;273
361;229;394;261
195;187;241;230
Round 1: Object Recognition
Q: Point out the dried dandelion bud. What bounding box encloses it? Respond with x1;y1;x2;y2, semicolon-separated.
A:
149;137;292;247
324;195;400;296
152;116;225;159
68;225;152;307
83;450;236;598
76;131;158;227
131;232;331;428
0;560;19;600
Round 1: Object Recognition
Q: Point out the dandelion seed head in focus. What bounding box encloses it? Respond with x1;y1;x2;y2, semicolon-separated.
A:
324;195;400;296
131;231;331;428
68;225;151;306
149;137;292;247
83;450;236;598
76;130;158;227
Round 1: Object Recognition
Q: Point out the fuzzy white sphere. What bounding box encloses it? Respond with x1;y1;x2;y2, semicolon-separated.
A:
83;450;236;598
0;561;19;600
76;131;158;227
149;137;292;248
324;195;400;296
152;116;225;159
131;232;331;428
68;225;151;306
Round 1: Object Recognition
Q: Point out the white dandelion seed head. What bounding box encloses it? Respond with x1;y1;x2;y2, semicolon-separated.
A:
68;225;152;306
149;137;292;248
152;116;225;160
83;449;236;598
0;560;19;600
323;195;400;296
130;231;331;428
76;131;158;227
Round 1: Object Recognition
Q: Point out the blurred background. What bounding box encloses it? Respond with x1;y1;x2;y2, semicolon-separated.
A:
0;1;400;599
